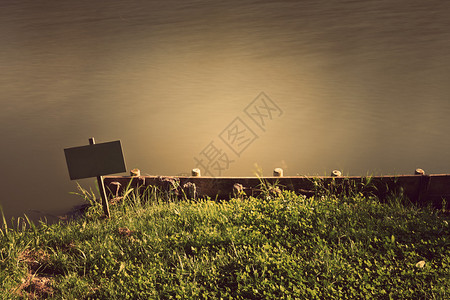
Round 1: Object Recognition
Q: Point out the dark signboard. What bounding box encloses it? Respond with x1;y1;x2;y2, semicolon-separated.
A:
64;140;126;180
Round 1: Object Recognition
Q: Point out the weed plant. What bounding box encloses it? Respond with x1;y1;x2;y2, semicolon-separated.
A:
0;184;449;299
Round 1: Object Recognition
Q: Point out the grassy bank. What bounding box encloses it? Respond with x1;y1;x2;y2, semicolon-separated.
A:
1;184;449;299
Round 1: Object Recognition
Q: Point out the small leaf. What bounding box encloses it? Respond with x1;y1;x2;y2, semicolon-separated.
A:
415;260;425;268
119;261;126;273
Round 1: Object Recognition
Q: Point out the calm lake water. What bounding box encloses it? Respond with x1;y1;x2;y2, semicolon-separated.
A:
1;0;450;221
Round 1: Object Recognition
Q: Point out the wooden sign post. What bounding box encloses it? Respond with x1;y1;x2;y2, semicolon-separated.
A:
64;138;127;218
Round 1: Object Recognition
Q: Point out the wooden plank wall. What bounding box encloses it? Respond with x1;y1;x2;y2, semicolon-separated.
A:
103;174;450;209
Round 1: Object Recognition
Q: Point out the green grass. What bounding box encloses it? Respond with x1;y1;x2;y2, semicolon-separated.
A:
1;184;449;299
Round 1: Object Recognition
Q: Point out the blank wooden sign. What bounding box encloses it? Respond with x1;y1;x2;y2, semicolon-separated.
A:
64;140;126;180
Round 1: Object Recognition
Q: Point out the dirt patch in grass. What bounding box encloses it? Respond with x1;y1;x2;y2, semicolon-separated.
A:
15;249;54;299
